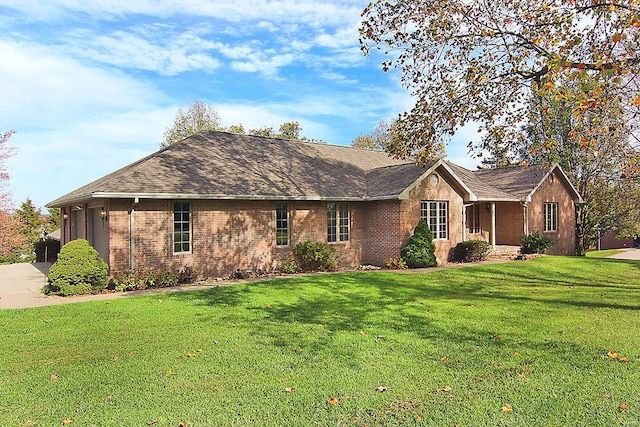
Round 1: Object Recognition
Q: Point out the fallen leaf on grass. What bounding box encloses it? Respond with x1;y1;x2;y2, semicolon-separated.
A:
266;304;272;309
50;374;58;380
22;421;36;426
440;357;448;362
443;386;452;392
128;351;135;357
607;350;619;359
62;418;72;425
112;356;119;361
512;352;520;357
619;403;630;410
375;386;388;392
177;422;187;427
284;387;296;392
360;330;366;335
492;335;502;341
501;404;513;413
620;356;629;362
328;397;339;405
603;394;611;399
45;319;52;323
476;377;485;381
145;421;158;426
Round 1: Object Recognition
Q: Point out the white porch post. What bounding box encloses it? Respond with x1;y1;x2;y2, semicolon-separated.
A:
490;202;496;250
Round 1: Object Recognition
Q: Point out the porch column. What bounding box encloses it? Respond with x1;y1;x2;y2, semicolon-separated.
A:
490;202;496;250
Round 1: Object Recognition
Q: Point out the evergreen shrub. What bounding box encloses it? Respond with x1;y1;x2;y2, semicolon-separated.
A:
47;239;108;296
401;220;437;268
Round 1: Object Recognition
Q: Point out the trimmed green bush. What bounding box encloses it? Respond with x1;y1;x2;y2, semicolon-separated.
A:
178;266;197;284
292;240;338;272
108;269;179;292
47;239;108;296
452;240;492;262
384;257;407;269
521;231;555;254
280;256;300;274
401;220;437;268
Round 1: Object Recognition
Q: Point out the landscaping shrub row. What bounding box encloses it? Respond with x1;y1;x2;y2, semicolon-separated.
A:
47;239;196;297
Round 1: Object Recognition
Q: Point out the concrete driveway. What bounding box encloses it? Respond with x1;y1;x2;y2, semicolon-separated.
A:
0;263;51;309
607;248;640;260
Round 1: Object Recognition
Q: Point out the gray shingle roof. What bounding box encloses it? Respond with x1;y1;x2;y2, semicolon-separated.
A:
47;131;411;206
445;162;519;201
47;131;580;207
473;164;550;200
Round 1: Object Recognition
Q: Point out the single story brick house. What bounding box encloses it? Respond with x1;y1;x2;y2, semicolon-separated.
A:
47;131;582;277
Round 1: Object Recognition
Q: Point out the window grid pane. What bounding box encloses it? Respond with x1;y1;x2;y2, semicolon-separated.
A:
467;204;481;234
173;202;191;254
327;203;337;243
275;202;289;246
420;201;448;239
338;203;349;242
544;202;558;232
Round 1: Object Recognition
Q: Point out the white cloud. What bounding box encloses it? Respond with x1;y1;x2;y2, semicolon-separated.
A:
0;0;363;27
0;39;166;128
0;38;173;207
63;26;222;75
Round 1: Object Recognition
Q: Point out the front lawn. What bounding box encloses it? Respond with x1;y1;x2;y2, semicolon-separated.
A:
1;256;638;426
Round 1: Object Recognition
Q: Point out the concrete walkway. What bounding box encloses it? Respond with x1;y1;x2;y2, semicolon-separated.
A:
607;248;640;260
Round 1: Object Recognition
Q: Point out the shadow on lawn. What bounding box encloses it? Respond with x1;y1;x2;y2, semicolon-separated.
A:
166;257;640;318
161;260;640;367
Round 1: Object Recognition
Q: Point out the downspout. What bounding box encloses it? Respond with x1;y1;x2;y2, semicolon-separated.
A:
521;202;529;236
490;202;496;250
130;198;139;270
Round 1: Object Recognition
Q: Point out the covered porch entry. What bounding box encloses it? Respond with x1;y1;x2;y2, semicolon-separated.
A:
462;201;528;251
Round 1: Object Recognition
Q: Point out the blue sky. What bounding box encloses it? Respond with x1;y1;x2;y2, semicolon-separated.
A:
0;0;480;210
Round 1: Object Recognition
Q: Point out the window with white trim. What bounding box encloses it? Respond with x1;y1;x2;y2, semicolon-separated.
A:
420;201;448;239
544;202;558;232
173;202;191;254
275;202;289;246
466;204;481;234
327;202;349;242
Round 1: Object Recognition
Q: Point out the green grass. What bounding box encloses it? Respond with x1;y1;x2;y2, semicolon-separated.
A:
585;249;628;258
1;256;639;426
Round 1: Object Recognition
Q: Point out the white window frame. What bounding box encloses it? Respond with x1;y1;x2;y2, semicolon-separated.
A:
275;202;289;247
327;202;349;243
466;204;481;234
173;201;192;254
420;200;448;239
544;202;558;232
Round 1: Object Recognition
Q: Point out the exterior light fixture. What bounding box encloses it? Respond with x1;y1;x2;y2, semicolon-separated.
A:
100;206;108;223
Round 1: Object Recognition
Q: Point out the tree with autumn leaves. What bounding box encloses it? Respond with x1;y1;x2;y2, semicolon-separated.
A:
360;0;640;173
0;130;29;261
520;81;640;254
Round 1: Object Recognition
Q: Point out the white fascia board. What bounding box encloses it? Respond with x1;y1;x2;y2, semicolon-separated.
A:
91;192;400;202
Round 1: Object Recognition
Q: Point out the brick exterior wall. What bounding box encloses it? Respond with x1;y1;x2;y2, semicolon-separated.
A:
65;199;368;279
362;200;402;265
399;172;465;263
58;167;579;277
527;170;577;255
495;202;526;245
